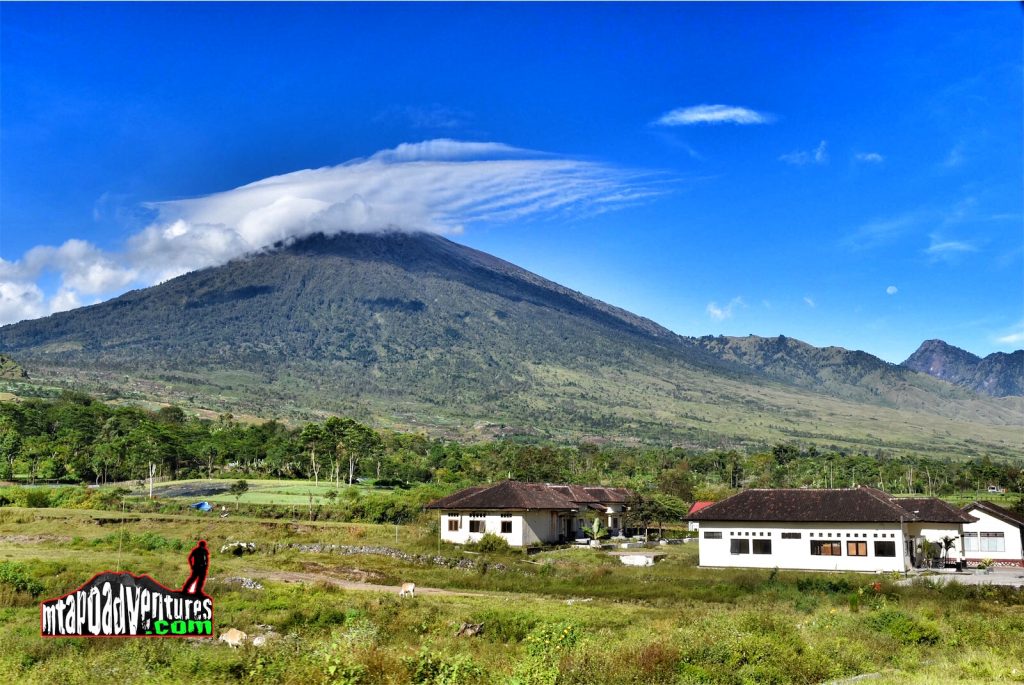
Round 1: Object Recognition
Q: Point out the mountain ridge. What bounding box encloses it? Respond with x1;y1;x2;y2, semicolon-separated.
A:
901;339;1023;398
0;231;1020;458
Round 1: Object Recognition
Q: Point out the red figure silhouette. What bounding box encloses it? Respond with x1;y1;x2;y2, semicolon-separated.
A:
182;540;209;595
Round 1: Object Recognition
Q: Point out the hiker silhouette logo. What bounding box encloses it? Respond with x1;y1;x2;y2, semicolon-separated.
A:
40;540;214;637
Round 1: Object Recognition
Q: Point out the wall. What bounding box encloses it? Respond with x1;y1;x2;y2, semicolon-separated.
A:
697;520;907;573
962;508;1024;566
438;510;560;547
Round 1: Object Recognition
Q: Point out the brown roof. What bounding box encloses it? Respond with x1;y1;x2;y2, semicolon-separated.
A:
898;498;977;524
547;484;631;504
964;500;1024;528
687;486;974;524
425;480;631;511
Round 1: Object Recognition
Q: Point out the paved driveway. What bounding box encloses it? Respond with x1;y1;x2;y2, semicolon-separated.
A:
899;568;1024;587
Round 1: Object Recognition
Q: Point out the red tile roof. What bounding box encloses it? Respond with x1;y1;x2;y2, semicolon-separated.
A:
688;501;715;515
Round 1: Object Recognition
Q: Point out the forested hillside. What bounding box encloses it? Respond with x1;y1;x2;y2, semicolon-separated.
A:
0;232;1020;458
1;392;1021;500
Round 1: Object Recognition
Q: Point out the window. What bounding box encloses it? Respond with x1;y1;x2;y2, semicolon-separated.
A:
847;541;867;557
704;531;722;539
753;539;772;555
980;532;1005;553
448;519;460;532
963;532;978;552
730;539;750;555
874;541;896;557
469;520;484;533
781;532;801;539
811;540;842;556
500;520;512;534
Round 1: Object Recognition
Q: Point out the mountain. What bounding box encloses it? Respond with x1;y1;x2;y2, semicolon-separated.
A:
902;339;1024;398
0;231;1020;458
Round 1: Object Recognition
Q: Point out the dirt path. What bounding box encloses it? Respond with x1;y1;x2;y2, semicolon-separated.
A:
250;570;491;597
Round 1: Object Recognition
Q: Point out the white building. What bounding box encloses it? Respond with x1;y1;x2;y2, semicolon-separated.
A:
687;486;975;573
425;480;631;547
961;500;1024;567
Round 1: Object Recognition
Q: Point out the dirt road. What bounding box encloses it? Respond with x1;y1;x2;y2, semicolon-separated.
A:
250;570;491;597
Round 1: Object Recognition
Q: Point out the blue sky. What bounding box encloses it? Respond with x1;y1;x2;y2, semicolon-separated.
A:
1;2;1021;362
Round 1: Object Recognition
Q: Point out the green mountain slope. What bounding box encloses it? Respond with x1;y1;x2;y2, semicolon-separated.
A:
0;232;1020;458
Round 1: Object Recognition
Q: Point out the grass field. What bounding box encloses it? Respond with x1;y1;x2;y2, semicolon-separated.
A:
144;479;402;507
2;502;1024;684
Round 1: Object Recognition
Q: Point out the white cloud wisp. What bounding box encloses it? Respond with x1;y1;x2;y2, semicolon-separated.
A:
655;104;772;126
0;139;655;325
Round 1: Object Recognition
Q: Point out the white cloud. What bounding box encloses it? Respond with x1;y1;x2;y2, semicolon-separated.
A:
0;280;46;325
706;296;745;321
780;140;828;166
803;296;816;308
886;285;898;295
0;139;656;325
855;152;885;163
925;235;978;261
996;331;1024;345
841;213;921;251
655;104;772;126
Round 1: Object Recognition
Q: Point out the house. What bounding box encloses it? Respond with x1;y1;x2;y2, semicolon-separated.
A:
686;501;715;531
961;500;1024;567
686;486;975;573
425;480;632;547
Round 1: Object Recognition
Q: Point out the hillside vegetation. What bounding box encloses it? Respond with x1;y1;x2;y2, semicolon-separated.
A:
0;232;1020;457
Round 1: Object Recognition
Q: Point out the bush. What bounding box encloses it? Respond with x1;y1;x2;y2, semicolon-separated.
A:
0;561;45;597
868;609;940;645
405;647;487;685
476;609;538;643
471;533;510;554
796;577;854;594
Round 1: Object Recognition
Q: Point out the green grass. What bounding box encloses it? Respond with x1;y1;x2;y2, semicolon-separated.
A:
2;505;1023;684
146;478;399;507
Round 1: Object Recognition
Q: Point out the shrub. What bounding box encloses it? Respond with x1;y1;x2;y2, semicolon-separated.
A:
472;533;510;554
796;577;854;594
405;647;487;685
868;609;940;645
476;609;538;643
0;561;44;597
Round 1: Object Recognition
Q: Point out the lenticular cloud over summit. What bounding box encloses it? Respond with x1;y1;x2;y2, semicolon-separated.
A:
0;140;652;325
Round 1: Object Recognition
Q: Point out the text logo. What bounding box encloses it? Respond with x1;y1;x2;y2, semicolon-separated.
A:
40;540;213;637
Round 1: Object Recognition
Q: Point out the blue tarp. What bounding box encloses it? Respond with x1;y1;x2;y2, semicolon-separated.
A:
190;501;213;512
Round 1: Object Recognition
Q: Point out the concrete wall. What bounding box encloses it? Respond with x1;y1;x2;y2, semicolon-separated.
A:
697;521;907;573
962;508;1024;566
438;510;560;547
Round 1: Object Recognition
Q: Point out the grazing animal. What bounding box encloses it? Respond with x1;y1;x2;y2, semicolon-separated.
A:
399;582;416;598
219;628;248;648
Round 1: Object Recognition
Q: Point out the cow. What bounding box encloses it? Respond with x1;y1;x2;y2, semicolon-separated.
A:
399;582;416;598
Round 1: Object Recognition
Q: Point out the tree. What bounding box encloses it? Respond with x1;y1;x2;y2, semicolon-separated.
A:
229;479;249;510
647;494;688;538
300;423;326;486
582;517;610;540
940;535;959;567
